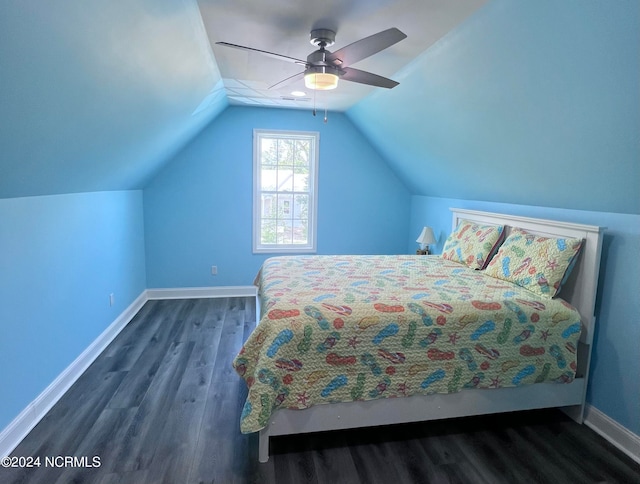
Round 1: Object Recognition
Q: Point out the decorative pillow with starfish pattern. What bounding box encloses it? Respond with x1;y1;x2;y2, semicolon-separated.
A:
441;219;505;270
484;227;583;298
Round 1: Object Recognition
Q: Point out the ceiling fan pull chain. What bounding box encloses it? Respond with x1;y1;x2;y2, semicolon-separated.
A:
324;108;328;123
313;87;317;116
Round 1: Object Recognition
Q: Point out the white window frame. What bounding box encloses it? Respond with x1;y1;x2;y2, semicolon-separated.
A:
253;129;319;254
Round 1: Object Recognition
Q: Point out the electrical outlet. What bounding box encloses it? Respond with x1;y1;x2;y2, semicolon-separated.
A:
211;265;218;275
109;293;115;307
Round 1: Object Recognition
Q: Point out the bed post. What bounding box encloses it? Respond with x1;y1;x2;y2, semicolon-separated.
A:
258;428;270;463
255;292;261;326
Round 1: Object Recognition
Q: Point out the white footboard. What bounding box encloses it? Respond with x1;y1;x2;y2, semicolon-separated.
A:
257;378;586;462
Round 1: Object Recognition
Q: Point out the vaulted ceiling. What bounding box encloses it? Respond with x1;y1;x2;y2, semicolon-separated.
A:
0;0;486;199
1;0;637;214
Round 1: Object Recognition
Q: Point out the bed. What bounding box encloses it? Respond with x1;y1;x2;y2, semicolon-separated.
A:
234;209;604;462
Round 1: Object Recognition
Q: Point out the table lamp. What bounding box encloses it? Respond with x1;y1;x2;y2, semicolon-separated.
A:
416;226;436;255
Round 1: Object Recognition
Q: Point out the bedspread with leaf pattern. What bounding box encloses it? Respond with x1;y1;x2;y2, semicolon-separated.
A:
233;255;581;434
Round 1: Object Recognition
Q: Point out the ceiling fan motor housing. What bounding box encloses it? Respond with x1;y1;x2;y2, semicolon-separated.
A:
309;29;336;48
305;47;343;89
307;49;338;68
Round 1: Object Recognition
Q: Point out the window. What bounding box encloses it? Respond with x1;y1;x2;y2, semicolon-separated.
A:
253;129;319;253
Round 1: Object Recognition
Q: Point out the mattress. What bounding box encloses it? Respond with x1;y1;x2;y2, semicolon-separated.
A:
233;255;582;434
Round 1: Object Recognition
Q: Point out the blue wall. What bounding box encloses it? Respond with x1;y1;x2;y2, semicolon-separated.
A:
348;0;640;215
347;0;639;435
144;106;411;287
410;196;640;435
0;191;146;429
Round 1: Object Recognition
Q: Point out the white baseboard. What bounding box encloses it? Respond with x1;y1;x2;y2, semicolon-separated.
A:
0;286;258;458
146;285;257;300
584;404;640;464
0;290;148;459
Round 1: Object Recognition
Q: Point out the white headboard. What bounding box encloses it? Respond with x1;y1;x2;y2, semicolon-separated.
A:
450;208;604;347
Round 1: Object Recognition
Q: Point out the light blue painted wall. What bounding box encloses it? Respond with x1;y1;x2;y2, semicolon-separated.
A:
345;0;640;436
348;0;640;215
0;191;146;429
144;106;411;287
410;196;640;434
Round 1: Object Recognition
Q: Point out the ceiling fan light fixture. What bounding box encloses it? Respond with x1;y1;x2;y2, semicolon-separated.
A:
304;67;339;90
304;72;338;90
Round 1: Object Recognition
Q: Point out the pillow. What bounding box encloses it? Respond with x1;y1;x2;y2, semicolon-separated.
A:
484;227;583;298
441;220;505;270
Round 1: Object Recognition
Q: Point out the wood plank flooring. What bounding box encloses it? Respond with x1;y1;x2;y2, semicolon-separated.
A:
2;297;638;483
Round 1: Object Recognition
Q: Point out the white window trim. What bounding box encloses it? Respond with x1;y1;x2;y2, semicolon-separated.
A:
253;129;319;254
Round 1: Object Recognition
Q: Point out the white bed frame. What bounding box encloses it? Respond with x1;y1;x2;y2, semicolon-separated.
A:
255;208;604;462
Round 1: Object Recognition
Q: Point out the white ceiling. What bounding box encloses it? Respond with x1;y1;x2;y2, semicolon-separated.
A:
197;0;488;111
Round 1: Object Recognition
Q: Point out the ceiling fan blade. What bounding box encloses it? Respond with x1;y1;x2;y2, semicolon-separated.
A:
269;71;305;90
340;67;399;89
215;42;308;66
326;27;407;67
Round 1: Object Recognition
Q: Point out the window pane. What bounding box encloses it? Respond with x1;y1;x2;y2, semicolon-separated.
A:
277;168;293;192
294;194;308;220
292;219;308;244
260;167;277;191
277;193;292;218
293;140;310;169
261;194;276;218
293;172;308;192
277;139;294;167
276;219;293;244
261;219;277;244
261;138;277;166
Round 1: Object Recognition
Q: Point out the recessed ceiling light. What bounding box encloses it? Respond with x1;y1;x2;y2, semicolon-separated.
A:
291;90;306;97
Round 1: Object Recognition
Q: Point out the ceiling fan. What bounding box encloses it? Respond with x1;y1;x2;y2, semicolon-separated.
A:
216;27;407;91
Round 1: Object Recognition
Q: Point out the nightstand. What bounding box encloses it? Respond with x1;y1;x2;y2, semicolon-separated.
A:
416;249;430;255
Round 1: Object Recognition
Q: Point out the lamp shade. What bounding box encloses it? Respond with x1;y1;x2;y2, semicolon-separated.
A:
416;226;436;249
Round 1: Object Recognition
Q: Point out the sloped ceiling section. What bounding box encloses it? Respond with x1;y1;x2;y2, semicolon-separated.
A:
0;0;489;200
0;0;227;199
347;0;640;215
2;0;636;214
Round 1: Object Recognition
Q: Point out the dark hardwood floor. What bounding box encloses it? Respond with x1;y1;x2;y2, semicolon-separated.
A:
2;297;638;483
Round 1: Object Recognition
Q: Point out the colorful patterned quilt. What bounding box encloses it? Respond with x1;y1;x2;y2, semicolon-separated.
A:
233;255;582;434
